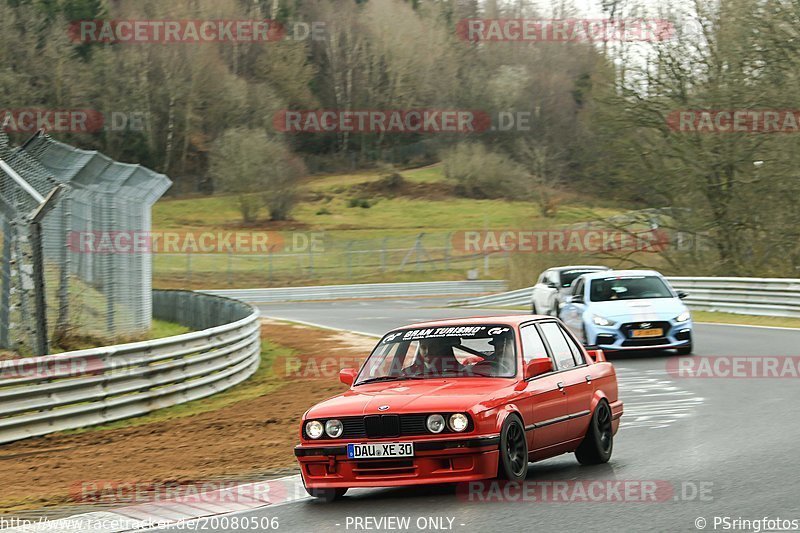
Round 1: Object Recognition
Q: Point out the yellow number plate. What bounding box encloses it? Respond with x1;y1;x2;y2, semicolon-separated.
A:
632;328;663;338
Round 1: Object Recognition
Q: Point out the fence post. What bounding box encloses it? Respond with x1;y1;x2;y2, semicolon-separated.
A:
54;195;70;341
443;232;451;270
29;221;49;355
346;241;353;278
267;247;275;284
0;217;10;349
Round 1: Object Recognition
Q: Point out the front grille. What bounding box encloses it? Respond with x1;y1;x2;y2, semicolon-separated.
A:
621;338;671;347
353;460;416;477
306;413;469;440
364;415;400;438
620;321;671;339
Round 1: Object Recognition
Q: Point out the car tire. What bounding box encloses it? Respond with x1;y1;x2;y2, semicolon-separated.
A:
575;400;613;465
532;301;539;315
498;415;528;481
676;343;693;355
305;487;347;502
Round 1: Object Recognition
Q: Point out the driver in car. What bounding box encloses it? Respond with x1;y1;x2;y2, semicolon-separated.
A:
404;337;467;376
480;332;514;374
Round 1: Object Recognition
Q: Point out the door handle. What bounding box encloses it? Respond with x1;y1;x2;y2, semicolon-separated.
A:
557;381;565;393
585;375;592;384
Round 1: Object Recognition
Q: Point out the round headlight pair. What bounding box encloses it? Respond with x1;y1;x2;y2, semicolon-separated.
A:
426;413;469;433
305;419;343;439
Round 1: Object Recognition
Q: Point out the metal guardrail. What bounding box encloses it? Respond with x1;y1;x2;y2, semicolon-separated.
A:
0;290;260;444
449;277;800;318
205;280;508;303
667;277;800;318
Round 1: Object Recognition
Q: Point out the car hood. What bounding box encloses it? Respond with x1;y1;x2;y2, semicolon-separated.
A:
305;378;513;419
589;298;687;321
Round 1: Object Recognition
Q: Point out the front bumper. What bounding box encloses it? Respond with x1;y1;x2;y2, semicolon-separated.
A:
587;319;692;351
295;435;500;489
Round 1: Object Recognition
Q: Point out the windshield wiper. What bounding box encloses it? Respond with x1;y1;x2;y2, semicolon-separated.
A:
356;375;425;385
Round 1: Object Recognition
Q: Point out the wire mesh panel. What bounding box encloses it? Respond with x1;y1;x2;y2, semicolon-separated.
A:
0;133;171;354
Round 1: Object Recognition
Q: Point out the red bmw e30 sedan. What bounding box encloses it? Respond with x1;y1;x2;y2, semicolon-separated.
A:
294;315;624;501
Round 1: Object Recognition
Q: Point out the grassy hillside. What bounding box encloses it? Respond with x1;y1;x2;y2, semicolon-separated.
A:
152;166;628;289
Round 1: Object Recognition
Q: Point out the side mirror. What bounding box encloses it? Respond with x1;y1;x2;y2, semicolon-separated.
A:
524;358;553;379
339;368;357;386
572;294;584;304
677;291;689;299
547;281;559;289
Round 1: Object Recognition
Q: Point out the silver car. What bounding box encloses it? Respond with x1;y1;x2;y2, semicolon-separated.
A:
531;265;610;316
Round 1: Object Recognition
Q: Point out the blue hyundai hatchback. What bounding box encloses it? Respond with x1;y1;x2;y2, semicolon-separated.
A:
559;270;693;354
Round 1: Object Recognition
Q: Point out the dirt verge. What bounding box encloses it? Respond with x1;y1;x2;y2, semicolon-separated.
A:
0;320;375;513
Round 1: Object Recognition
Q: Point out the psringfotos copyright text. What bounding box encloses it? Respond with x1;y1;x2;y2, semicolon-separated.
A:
695;516;799;531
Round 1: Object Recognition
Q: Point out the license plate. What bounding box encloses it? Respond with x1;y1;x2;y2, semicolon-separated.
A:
632;328;663;338
347;442;414;459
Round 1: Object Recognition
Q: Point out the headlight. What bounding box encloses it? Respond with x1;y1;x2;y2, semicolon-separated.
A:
305;420;324;439
675;311;691;323
325;419;343;438
592;314;615;327
426;414;445;434
449;413;469;432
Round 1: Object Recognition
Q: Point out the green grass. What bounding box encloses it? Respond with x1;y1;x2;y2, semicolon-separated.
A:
151;163;627;288
45;319;193;355
59;339;289;434
154;164;621;238
147;319;192;339
692;311;800;329
465;307;800;330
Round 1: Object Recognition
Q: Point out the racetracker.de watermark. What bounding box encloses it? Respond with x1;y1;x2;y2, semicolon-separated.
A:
667;110;800;133
456;18;675;42
273;109;497;134
457;480;713;503
69;20;326;44
667;356;800;378
451;229;669;254
67;231;325;254
70;479;297;505
1;109;146;133
0;356;104;380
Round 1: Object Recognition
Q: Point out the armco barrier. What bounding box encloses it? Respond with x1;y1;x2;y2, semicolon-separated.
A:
449;277;800;318
0;290;260;444
205;280;507;303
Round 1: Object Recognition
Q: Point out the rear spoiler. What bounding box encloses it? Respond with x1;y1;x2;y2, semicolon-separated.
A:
585;347;606;363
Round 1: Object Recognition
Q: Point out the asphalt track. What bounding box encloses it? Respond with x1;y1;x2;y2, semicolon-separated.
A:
156;298;800;533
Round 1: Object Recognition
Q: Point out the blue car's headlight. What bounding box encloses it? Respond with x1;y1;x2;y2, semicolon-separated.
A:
675;311;691;323
592;314;616;327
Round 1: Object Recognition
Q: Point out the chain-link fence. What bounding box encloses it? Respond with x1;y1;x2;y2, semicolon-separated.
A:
0;133;171;355
153;231;509;288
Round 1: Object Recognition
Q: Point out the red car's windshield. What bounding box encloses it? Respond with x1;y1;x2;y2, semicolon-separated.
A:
356;324;517;384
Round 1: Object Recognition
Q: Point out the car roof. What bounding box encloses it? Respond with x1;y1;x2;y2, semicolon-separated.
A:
394;315;550;331
579;269;663;281
552;265;610;272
